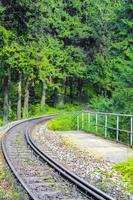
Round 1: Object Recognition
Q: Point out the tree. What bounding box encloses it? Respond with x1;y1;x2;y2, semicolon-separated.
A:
0;26;12;122
0;0;133;121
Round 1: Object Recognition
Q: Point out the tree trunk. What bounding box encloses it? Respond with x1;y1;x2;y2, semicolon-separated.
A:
69;78;74;104
3;76;9;122
23;80;29;118
56;78;66;107
77;79;83;103
41;80;46;108
62;77;66;104
17;72;22;120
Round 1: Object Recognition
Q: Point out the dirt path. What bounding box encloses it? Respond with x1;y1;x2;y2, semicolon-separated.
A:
56;131;133;164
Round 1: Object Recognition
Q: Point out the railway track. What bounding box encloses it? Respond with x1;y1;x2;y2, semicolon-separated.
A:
2;116;115;200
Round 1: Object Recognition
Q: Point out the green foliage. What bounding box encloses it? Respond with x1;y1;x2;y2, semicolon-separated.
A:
0;119;4;126
0;0;132;122
90;97;114;112
47;108;131;145
11;191;29;200
29;104;59;117
48;113;75;131
114;159;133;193
112;88;133;113
29;103;82;117
0;167;29;200
47;105;82;130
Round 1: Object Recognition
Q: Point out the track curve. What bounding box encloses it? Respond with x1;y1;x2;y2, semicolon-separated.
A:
2;116;115;200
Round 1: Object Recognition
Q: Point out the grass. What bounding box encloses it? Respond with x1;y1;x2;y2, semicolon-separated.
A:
48;113;76;131
48;110;133;195
46;105;82;131
31;105;133;196
0;104;81;198
114;159;133;193
44;108;132;146
0;162;29;200
0;133;29;200
0;103;83;124
29;103;82;117
1;103;132;194
0;119;5;126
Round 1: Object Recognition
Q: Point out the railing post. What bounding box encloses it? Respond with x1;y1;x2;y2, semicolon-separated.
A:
116;115;119;141
77;116;80;131
88;112;90;129
82;112;84;129
130;117;133;146
105;114;107;137
96;113;98;132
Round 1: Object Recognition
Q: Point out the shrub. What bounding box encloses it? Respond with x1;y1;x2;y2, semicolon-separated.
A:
90;96;113;112
114;159;133;193
48;113;77;131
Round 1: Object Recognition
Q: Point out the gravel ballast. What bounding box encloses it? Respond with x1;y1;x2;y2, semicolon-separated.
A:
31;125;133;200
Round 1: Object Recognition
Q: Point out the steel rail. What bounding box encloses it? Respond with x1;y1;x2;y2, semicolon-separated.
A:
1;115;56;200
26;121;115;200
2;115;115;200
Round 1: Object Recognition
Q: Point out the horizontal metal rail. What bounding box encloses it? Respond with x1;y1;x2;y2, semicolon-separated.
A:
84;111;133;117
76;111;133;146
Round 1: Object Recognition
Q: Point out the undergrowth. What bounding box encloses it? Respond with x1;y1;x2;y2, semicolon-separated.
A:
29;103;82;118
48;112;78;131
114;159;133;193
0;164;29;200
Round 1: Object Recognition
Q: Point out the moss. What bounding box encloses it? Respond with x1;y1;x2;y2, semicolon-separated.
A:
114;159;133;193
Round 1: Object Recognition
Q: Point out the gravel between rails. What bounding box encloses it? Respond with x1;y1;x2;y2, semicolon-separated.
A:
31;125;133;200
4;119;92;200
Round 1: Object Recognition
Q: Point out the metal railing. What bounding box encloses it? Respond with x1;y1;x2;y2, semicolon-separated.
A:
76;111;133;146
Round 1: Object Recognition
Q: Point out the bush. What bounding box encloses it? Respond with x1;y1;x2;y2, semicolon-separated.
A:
113;88;133;114
90;96;114;112
48;113;77;131
29;103;82;117
0;119;4;126
29;104;59;117
114;159;133;193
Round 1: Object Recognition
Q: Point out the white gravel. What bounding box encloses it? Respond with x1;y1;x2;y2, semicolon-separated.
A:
31;125;133;200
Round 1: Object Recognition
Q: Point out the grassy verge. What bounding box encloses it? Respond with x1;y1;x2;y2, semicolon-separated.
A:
0;104;83;123
48;111;132;146
0;134;29;200
114;159;133;193
0;104;82;198
0;166;29;200
48;112;78;131
48;111;133;195
29;104;82;117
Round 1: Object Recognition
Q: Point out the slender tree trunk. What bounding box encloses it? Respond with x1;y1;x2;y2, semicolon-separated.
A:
57;78;66;107
41;80;46;108
62;77;66;104
77;79;83;103
23;80;29;118
3;76;9;122
53;88;58;107
17;72;22;120
70;78;74;104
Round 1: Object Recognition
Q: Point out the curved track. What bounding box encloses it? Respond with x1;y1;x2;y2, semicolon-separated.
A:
2;116;115;200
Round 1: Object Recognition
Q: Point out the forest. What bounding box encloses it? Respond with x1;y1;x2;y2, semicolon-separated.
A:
0;0;132;123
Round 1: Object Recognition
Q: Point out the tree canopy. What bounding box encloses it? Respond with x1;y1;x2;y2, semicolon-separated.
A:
0;0;132;122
